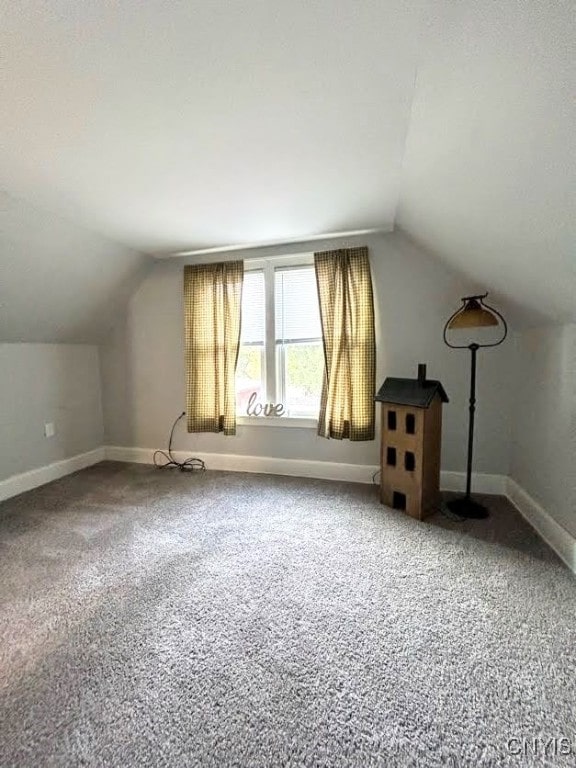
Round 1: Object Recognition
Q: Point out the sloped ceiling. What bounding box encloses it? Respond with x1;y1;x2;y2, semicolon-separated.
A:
1;0;574;338
0;0;423;253
0;192;150;343
397;0;576;323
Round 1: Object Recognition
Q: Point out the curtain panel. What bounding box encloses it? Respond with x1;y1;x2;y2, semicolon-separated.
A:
183;261;244;435
314;247;376;441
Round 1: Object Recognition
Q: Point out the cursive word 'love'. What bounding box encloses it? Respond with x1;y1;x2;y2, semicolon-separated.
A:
246;391;285;417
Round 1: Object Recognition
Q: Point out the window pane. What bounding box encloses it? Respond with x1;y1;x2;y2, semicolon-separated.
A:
236;344;264;415
278;341;324;418
275;266;321;341
236;270;265;414
241;270;265;344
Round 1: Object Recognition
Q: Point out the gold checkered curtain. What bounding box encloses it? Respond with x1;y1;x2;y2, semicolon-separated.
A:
314;247;375;440
184;261;244;435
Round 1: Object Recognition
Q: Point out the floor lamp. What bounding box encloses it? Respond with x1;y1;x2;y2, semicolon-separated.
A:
443;293;507;519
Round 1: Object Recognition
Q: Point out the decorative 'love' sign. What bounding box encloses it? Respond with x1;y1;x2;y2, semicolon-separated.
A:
246;391;285;418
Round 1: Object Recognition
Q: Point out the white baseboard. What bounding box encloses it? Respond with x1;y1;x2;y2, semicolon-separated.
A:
506;478;576;573
105;446;381;484
105;446;152;465
0;447;106;504
440;470;507;495
105;445;503;492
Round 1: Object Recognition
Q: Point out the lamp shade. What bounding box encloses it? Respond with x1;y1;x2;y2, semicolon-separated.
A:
447;297;499;329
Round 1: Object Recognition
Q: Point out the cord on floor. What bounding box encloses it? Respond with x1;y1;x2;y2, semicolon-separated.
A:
153;412;206;472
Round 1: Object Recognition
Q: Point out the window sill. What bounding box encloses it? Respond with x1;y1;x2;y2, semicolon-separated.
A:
237;416;318;429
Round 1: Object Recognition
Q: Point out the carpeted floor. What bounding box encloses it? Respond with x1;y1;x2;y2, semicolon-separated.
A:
0;462;574;767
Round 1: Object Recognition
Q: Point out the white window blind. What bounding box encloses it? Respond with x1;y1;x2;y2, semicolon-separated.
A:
240;270;265;344
275;266;322;342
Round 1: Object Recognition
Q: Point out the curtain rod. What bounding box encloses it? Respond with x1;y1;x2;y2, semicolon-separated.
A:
154;227;388;260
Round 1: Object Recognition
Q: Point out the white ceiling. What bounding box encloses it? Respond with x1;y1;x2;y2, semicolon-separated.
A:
1;0;574;332
1;0;423;254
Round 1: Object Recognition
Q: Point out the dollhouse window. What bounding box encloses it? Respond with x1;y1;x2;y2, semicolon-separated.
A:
404;451;415;471
392;491;407;511
388;410;397;430
386;447;397;466
405;413;416;434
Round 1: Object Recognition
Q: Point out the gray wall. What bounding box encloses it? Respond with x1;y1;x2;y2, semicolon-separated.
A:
510;324;576;537
0;192;151;343
101;232;517;474
0;344;103;481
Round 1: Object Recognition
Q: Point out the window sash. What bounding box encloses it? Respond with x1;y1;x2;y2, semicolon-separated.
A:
275;338;323;417
241;255;320;416
264;260;276;404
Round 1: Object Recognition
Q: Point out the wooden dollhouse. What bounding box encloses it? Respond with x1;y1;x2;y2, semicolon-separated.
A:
375;364;449;520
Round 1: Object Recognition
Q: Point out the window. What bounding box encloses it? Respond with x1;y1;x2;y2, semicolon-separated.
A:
406;413;416;434
235;271;265;416
386;447;397;467
404;451;415;471
236;256;324;421
387;410;397;431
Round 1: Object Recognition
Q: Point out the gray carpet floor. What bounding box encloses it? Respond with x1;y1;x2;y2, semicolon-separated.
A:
0;462;574;768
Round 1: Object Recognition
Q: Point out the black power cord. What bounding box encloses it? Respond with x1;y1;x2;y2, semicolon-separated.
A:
153;412;206;472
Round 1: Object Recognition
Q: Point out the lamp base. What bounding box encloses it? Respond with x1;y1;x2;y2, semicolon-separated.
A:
446;495;489;519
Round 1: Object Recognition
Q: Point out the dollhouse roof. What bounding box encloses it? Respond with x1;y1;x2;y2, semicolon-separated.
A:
375;377;449;408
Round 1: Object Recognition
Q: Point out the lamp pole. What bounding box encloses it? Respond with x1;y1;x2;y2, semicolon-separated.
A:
465;343;479;501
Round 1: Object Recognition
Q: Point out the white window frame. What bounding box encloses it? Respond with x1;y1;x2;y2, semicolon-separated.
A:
237;253;321;429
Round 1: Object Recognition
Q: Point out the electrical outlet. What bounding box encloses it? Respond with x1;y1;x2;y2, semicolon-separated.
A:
44;422;56;438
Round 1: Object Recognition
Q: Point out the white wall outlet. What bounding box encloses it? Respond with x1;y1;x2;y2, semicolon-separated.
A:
44;422;56;438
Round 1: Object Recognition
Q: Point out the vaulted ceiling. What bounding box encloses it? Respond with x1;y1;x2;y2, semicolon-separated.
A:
1;0;422;253
397;0;575;324
1;0;574;341
0;192;150;342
